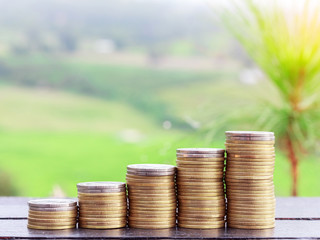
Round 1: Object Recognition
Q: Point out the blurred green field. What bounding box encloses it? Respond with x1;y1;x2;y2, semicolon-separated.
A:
1;86;320;197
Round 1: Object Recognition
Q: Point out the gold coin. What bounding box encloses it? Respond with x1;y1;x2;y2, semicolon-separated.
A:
178;172;224;177
78;192;125;197
126;177;174;184
226;185;274;194
27;224;76;230
227;210;274;216
177;157;225;162
28;211;77;218
178;216;224;221
128;218;175;224
79;223;126;229
227;203;275;208
225;178;274;183
127;186;175;191
225;175;273;180
225;143;274;148
226;162;275;167
226;149;275;155
227;157;275;162
126;174;174;179
128;195;176;201
227;206;275;212
28;217;76;223
226;193;274;199
227;192;274;197
227;153;275;158
226;140;275;145
126;182;175;187
128;194;176;199
177;172;224;177
178;195;224;200
177;177;223;183
227;198;275;203
177;162;224;167
226;168;274;174
27;214;77;220
178;193;224;198
27;220;77;226
79;216;125;221
80;206;127;212
28;206;77;212
128;223;175;229
176;153;224;158
128;216;175;221
226;173;274;178
177;167;224;172
129;202;177;207
177;184;224;190
226;163;274;168
226;184;274;190
178;222;225;229
129;209;175;215
227;219;275;225
78;192;126;201
227;212;274;218
178;218;225;224
79;202;126;207
79;219;127;224
226;145;274;150
28;209;77;214
129;212;175;217
177;181;223;186
227;204;275;209
79;209;127;214
178;213;224;219
129;197;176;203
179;203;225;208
227;223;274;229
178;188;224;193
178;207;225;213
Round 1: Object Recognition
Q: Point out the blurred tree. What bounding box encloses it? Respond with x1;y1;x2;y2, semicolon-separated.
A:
215;0;320;195
0;169;17;196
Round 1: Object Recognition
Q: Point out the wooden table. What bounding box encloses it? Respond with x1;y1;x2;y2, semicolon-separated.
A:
1;197;320;239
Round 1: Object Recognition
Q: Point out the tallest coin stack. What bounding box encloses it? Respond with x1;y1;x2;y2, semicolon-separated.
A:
225;131;276;229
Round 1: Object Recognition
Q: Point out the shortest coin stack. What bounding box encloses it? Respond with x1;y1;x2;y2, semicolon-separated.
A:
28;199;78;230
127;164;177;229
77;182;127;229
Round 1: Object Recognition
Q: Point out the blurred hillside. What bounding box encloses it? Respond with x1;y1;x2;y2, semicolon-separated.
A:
0;0;319;197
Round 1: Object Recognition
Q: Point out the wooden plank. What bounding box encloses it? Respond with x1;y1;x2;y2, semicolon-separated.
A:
0;220;319;239
1;197;320;220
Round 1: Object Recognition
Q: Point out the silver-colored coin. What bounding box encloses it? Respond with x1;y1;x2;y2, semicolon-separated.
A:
127;164;176;172
225;131;274;137
77;182;126;190
176;153;225;158
176;148;225;155
226;136;275;141
126;169;175;177
78;188;125;194
28;199;77;208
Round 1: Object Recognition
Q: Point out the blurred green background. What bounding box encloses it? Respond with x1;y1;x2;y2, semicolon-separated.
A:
0;0;319;197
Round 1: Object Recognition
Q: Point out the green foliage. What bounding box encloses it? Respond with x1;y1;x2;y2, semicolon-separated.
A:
216;0;320;149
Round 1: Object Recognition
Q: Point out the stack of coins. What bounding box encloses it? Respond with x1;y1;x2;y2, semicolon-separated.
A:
225;131;276;229
176;148;226;229
77;182;127;229
27;199;77;230
126;164;177;229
